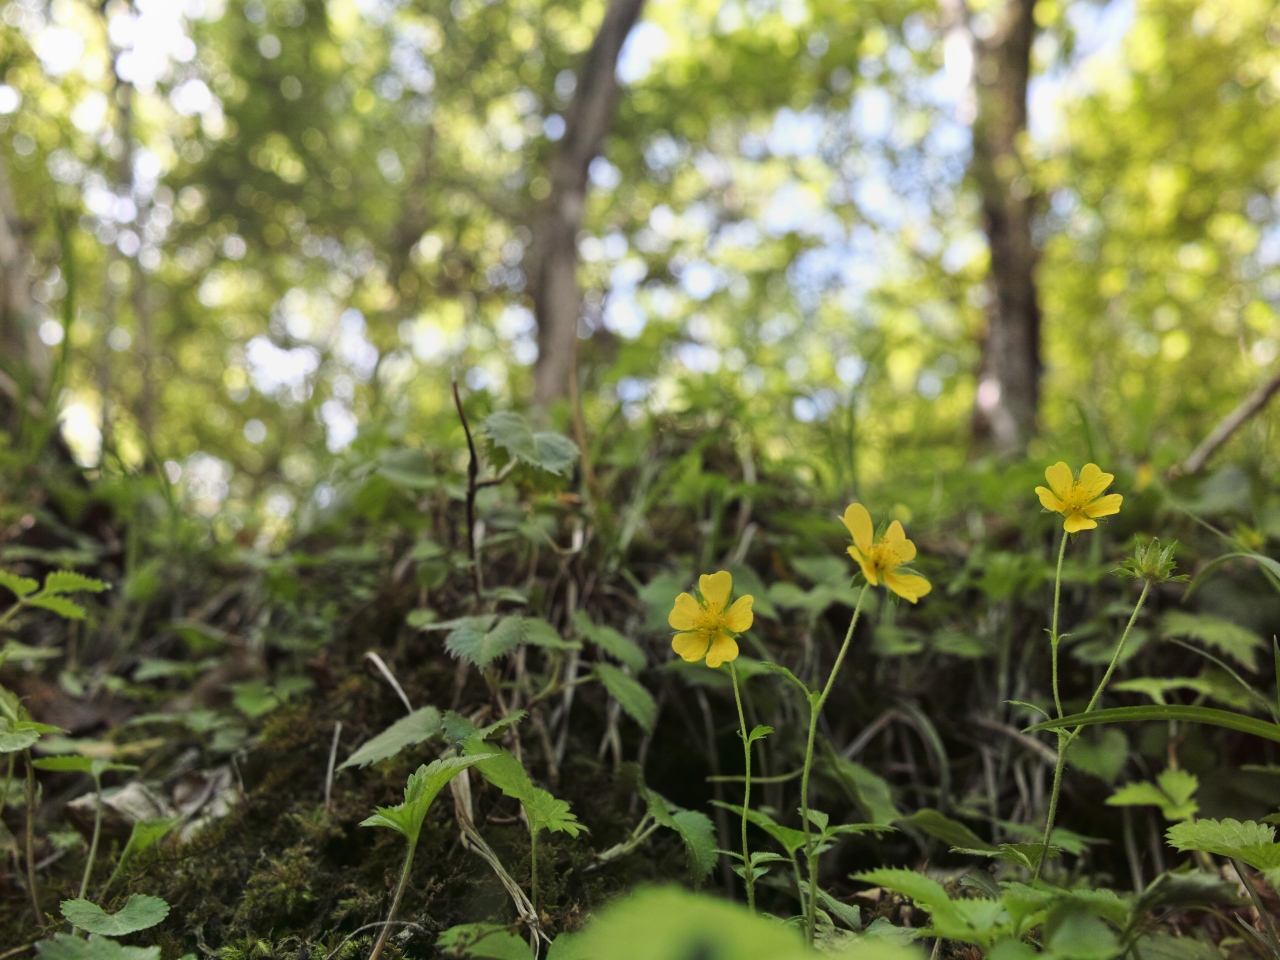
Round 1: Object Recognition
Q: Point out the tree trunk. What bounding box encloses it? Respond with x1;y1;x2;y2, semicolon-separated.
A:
967;0;1041;457
528;0;645;407
0;152;48;420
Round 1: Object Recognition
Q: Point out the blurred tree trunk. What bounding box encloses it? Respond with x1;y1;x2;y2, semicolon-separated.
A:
528;0;645;407
0;153;48;421
966;0;1041;456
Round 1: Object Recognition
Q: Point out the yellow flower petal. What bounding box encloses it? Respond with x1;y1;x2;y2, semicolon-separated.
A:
673;630;710;663
668;592;702;631
1077;463;1114;500
705;632;739;668
848;546;879;585
882;521;917;565
699;570;733;615
1045;462;1074;502
883;571;932;604
1036;485;1065;513
1083;493;1123;519
1063;513;1098;533
722;594;754;633
841;503;874;554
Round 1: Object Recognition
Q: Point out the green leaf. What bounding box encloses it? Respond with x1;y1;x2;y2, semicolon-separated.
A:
1166;818;1280;873
482;412;579;476
644;790;717;883
61;895;170;935
897;808;995;853
747;724;773;743
464;742;583;838
26;594;86;620
0;570;38;598
340;707;443;769
544;932;591;960
0;718;61;753
33;755;136;777
436;923;535;960
1045;907;1119;960
1065;728;1129;784
42;571;108;595
571;611;646;672
444;616;575;669
853;868;958;920
34;934;161;960
117;817;180;871
360;754;493;844
594;663;657;731
1107;769;1199;820
712;801;807;856
1028;704;1280;743
826;753;901;826
1162;611;1265;671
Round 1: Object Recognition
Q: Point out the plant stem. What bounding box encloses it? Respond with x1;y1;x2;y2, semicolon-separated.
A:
368;836;418;960
530;828;539;919
78;775;103;902
1233;858;1280;958
730;662;755;912
23;750;41;928
800;587;866;945
1035;581;1149;880
1050;531;1068;719
0;752;13;815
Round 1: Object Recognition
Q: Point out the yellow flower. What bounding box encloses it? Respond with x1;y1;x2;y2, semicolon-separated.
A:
669;570;754;668
840;504;931;603
1035;462;1123;533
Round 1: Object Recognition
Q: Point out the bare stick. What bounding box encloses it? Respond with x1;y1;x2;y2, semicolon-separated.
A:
324;721;342;813
452;378;484;604
364;652;414;715
1178;365;1280;476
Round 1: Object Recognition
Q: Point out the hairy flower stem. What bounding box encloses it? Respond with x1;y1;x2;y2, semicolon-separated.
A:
1049;531;1068;719
730;662;755;912
368;836;418;960
1036;582;1150;880
78;775;104;903
800;588;866;945
530;831;539;919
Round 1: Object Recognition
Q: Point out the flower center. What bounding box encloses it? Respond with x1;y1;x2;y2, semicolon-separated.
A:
866;542;901;574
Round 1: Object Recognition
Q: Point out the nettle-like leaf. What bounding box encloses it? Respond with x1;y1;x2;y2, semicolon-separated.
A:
442;616;577;669
61;895;170;935
482;412;579;476
465;742;584;839
0;570;38;599
26;594;88;620
594;663;656;731
34;934;161;960
571;610;646;672
1162;611;1264;671
1107;768;1199;821
341;707;443;769
643;789;716;883
42;571;108;596
361;754;494;844
1166;818;1280;883
855;868;1010;948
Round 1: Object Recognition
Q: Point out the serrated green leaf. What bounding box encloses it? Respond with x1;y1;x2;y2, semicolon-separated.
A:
712;801;807;856
42;571;107;595
34;934;161;960
897;808;996;853
645;790;717;883
530;431;579;475
61;895;169;935
0;570;38;598
1162;611;1264;671
463;742;582;838
1107;769;1198;820
572;611;646;672
26;594;86;620
1166;818;1280;872
443;616;514;668
482;413;579;476
341;707;443;769
595;663;657;731
360;755;493;843
0;717;55;752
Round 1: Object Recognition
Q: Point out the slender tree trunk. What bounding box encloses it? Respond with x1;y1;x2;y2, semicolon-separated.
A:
528;0;645;406
0;154;48;418
966;0;1041;456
